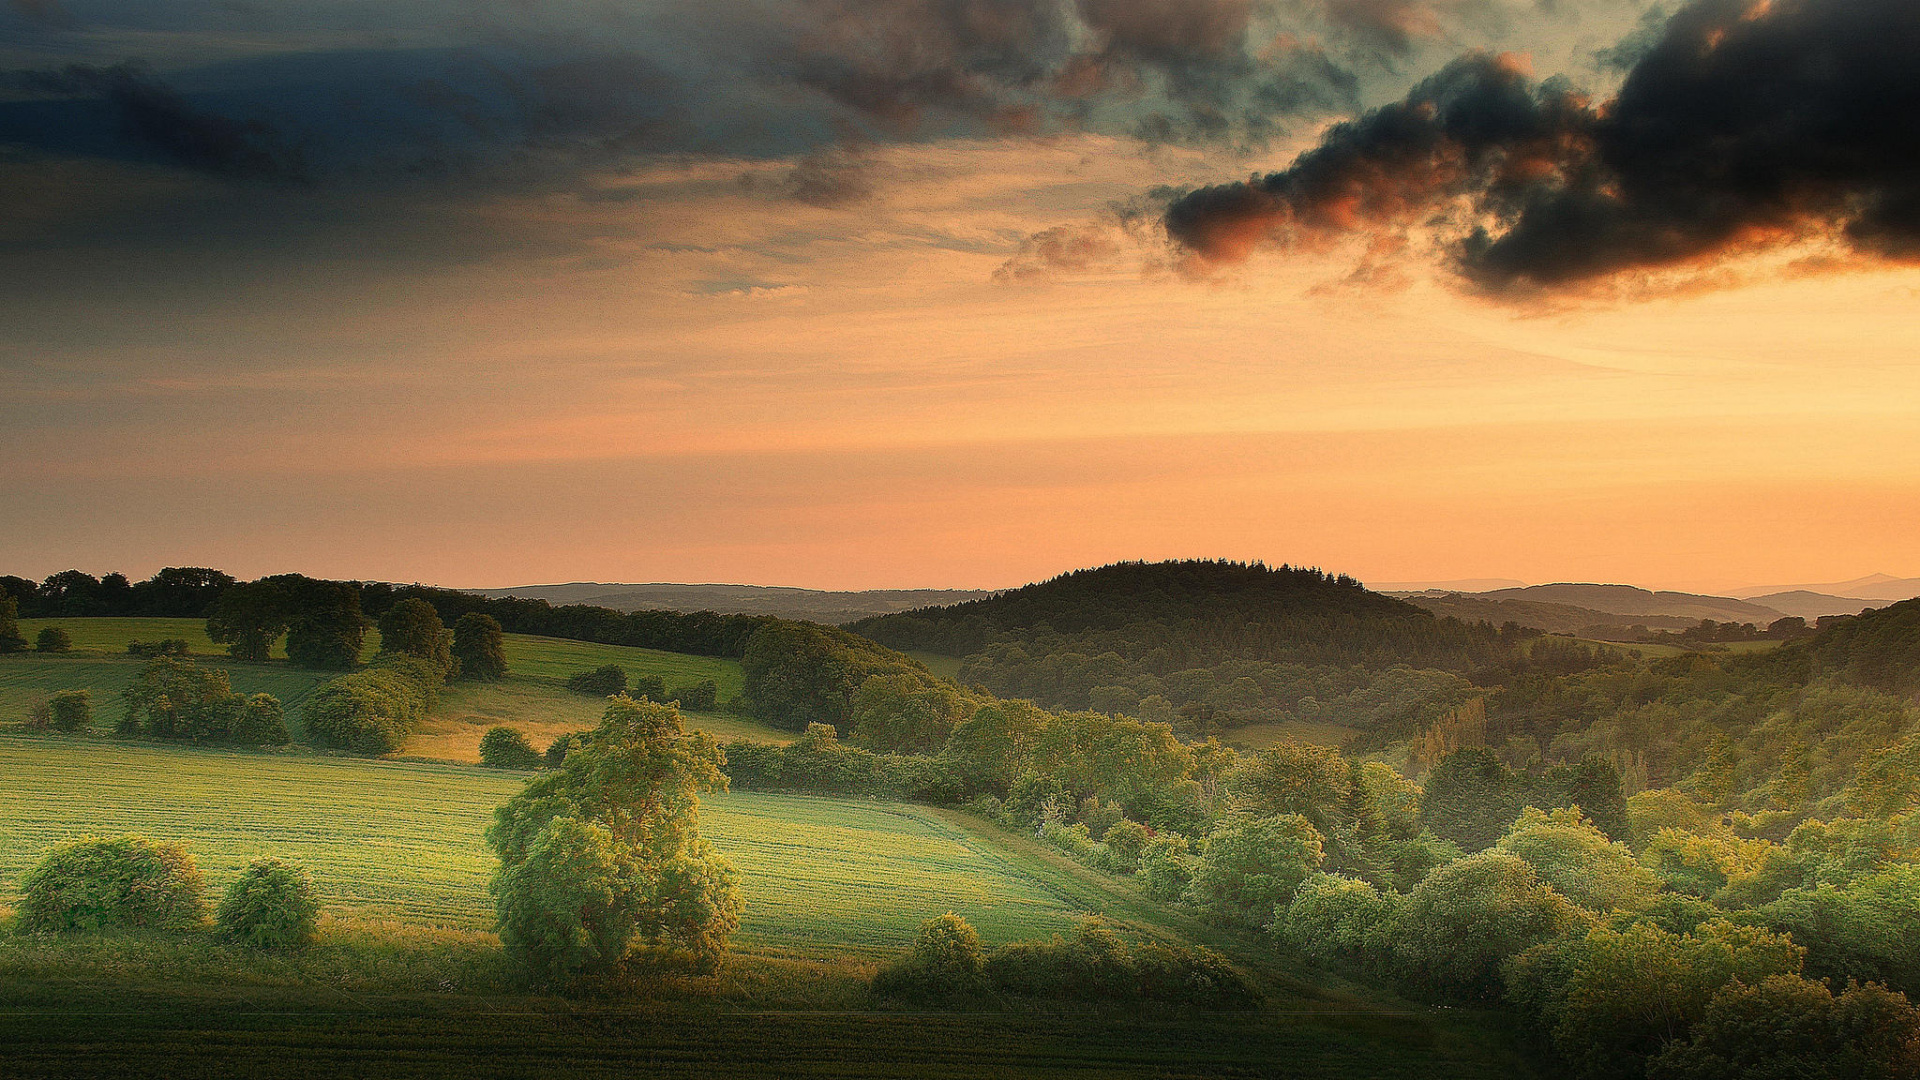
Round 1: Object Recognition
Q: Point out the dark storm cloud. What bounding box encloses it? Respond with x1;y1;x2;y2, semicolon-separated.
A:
1163;0;1920;293
7;63;305;180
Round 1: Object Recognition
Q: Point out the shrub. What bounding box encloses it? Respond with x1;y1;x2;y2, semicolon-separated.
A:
17;836;206;932
216;857;320;948
1391;849;1587;1000
229;694;291;746
1275;873;1401;966
1184;814;1325;926
669;678;719;711
631;674;667;701
1102;818;1152;872
120;657;241;740
566;664;627;697
480;726;543;769
1647;974;1920;1080
126;639;191;657
871;913;991;1004
452;613;508;681
545;732;581;768
981;919;1257;1006
303;656;438;755
1138;832;1195;901
35;627;71;652
47;689;91;733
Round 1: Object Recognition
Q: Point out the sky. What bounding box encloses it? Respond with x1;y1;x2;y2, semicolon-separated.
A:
3;0;1918;594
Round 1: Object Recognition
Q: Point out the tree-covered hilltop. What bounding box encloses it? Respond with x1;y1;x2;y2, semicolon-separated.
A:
847;560;1526;734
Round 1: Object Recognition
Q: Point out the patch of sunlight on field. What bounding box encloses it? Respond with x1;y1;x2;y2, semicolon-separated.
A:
497;635;744;695
409;681;790;764
0;737;1080;953
1225;719;1360;750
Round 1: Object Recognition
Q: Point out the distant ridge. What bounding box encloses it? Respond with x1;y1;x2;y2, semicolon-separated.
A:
1728;574;1920;603
468;581;994;625
1473;583;1785;623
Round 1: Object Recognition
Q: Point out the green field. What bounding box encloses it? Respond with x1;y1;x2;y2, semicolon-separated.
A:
2;619;782;758
0;737;1081;951
0;733;1532;1079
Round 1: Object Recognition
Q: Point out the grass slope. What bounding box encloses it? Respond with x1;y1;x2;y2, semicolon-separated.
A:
0;733;1533;1079
0;737;1080;950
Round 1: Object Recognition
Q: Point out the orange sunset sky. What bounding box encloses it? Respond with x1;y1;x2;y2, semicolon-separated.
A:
4;0;1917;593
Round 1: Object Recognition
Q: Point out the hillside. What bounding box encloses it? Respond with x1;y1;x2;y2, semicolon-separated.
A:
847;561;1517;741
1472;583;1785;623
470;582;993;624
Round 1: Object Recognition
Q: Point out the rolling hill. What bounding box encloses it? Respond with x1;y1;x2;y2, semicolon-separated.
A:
468;582;993;625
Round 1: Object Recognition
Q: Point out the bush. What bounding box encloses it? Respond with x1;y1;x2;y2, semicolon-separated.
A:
1138;832;1195;901
631;674;667;701
229;694;291;746
47;689;91;733
545;732;582;768
871;913;991;1004
1391;849;1587;1000
377;597;456;679
670;678;719;711
566;664;627;696
17;836;206;932
1102;818;1152;872
35;627;71;652
126;639;191;657
1184;815;1325;926
216;857;320;948
1274;873;1401;966
981;919;1257;1006
480;726;543;769
303;656;438;755
119;657;244;741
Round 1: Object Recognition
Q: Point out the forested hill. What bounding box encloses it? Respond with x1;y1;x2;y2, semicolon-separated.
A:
849;560;1495;662
846;561;1525;731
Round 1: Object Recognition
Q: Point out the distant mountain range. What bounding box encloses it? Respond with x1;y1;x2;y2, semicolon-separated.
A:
1728;573;1920;603
467;582;994;625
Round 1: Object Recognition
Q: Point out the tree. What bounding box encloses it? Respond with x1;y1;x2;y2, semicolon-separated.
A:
230;694;290;746
35;627;71;653
1647;974;1920;1080
283;579;367;670
377;597;455;679
120;657;244;740
451;612;507;681
1392;849;1586;1000
1421;747;1527;852
1185;814;1325;926
567;664;627;696
47;689;91;733
669;678;720;711
206;579;291;661
740;621;922;731
480;726;542;769
217;857;320;949
0;597;27;653
487;695;741;983
1495;806;1660;913
17;836;206;932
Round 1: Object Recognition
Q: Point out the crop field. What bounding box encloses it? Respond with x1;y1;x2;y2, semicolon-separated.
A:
0;737;1081;951
0;655;335;722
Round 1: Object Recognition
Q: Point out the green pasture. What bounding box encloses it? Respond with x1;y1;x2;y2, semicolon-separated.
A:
2;619;779;755
0;737;1080;952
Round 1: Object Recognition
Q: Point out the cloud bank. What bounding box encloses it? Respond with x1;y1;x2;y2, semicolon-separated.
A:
1163;0;1920;294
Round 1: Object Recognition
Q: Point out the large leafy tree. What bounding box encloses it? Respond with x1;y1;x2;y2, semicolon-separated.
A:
452;612;508;682
487;695;740;984
377;597;455;678
206;578;291;661
0;597;27;653
282;578;368;670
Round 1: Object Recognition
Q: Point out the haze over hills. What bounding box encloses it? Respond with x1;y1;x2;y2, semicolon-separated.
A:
470;582;994;625
1729;573;1920;603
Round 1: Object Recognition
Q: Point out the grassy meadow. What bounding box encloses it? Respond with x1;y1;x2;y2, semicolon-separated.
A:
0;732;1531;1079
0;737;1083;951
2;618;782;759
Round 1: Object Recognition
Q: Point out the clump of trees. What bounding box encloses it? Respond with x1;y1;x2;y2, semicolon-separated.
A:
670;679;719;711
870;914;1255;1008
0;597;27;653
377;598;457;678
479;726;542;769
566;664;627;696
207;575;368;668
17;836;207;932
126;639;191;657
302;656;437;755
216;857;321;949
35;626;71;652
30;689;93;733
119;658;289;745
740;621;927;731
451;613;507;681
486;695;741;985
